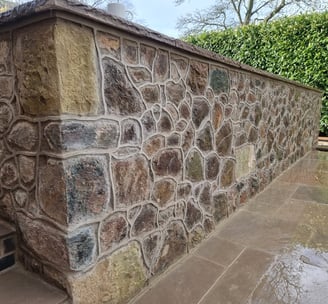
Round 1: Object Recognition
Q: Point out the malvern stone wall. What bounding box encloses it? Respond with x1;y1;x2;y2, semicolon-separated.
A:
0;1;322;303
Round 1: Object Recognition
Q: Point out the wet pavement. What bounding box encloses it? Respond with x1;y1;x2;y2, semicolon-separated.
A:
131;150;328;304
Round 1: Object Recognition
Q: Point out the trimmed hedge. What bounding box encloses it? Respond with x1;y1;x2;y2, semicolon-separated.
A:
186;12;328;135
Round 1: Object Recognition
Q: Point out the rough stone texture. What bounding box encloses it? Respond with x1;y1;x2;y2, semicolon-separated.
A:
221;159;235;188
152;149;182;178
0;102;13;135
154;49;169;82
152;178;176;207
210;67;230;94
185;200;202;231
166;81;185;106
131;204;157;236
0;76;13;99
187;60;208;95
235;145;256;180
121;119;142;145
186;149;204;182
0;33;11;73
18;155;35;186
197;123;213;152
140;84;160;104
96;31;120;59
215;122;233;156
127;66;152;85
7;121;38;151
192;97;210;129
205;154;220;180
122;39;138;64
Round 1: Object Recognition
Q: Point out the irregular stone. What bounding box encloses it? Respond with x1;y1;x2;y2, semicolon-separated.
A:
175;200;186;218
212;192;228;223
247;92;257;104
213;101;223;129
248;126;259;143
221;159;235;188
267;130;274;152
225;105;233;117
0;192;15;222
100;213;128;253
141;111;156;139
103;57;145;116
187;60;208;95
154;221;187;273
0;76;13;99
7;121;38;151
152;104;161;120
154;49;169;82
0;33;11;73
67;225;97;271
158;111;173;133
171;53;189;79
235;145;256;180
140;84;160;104
170;62;180;81
96;31;120;59
182;123;195;153
140;44;156;70
69;242;147;304
235;132;248;147
142;135;165;157
0;102;13;135
166;103;179;122
127;67;152;85
44;120;119;151
122;39;138;64
204;217;215;233
112;147;141;158
186;149;204;182
205;153;220;180
165;81;185;106
196;123;213;152
177;183;192;200
206;88;215;103
215;122;233;156
158;206;175;226
189;225;205;248
18;155;35;185
121;119;142;145
0;160;18;187
152;149;182;178
167;133;180;146
199;183;212;213
192;97;210;129
176;119;188;132
131;204;157;236
112;154;151;207
152;178;176;207
210;67;230;94
254;104;262;126
142;232;161;269
14;189;28;208
241;104;250;119
179;102;191;120
185;200;202;231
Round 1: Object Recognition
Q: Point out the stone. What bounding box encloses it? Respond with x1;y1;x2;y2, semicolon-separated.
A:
127;67;152;85
140;44;156;70
166;103;179;122
205;153;220;180
247;92;257;103
189;225;205;248
152;178;176;207
179;102;191;120
142;232;161;269
152;104;161;120
18;155;35;185
213;101;224;129
185;199;202;231
14;189;28;208
0;76;12;99
103;57;145;116
199;182;212;213
67;225;97;271
121;119;142;145
142;135;165;157
176;119;188;132
241;104;250;119
122;39;138;64
141;111;156;139
182;123;195;153
248;126;259;143
165;81;185;106
96;31;120;59
215;122;233;156
158;111;173;133
131;204;157;236
221;159;235;188
235;145;256;180
7;121;38;151
186;149;204;182
212;192;228;223
254;104;262;126
140;84;160;104
196;123;213;152
267;130;274;152
0;192;15;222
187;60;208;95
69;242;147;304
171;53;189;79
167;133;181;146
158;206;175;226
210;67;230;94
192;97;210;129
0;160;18;187
112;154;152;207
0;102;13;135
100;213;128;253
175;200;186;218
204;217;215;233
154;49;169;82
177;183;192;200
154;221;187;273
44;120;119;151
0;33;11;73
152;149;182;178
235;132;248;147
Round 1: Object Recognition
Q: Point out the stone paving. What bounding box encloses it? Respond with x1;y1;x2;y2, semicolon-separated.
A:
130;150;328;304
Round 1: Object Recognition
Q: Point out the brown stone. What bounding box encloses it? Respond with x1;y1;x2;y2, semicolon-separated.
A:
179;102;191;120
186;149;204;182
182;123;195;154
248;126;259;143
0;192;15;222
196;123;213;152
166;103;179;122
221;159;235;188
0;102;13;135
122;39;138;64
177;183;192;200
185;199;202;230
158;111;173;133
152;149;182;178
127;67;152;85
100;213;128;253
0;33;11;73
254;104;262;126
0;76;13;99
112;154;152;207
18;155;35;186
205;153;220;180
14;189;28;208
158;206;175;226
187;60;208;95
171;53;189;79
165;81;185;106
7;121;38;151
140;44;156;70
96;31;120;59
154;49;169;82
121;119;142;145
192;97;210;129
199;182;212;213
0;159;18;187
176;119;188;132
152;178;176;207
167;133;181;146
142;135;165;157
213;101;224;129
141;111;156;139
131;204;157;236
189;225;205;248
212;192;228;222
215;122;233;156
140;84;160;104
267;130;274;152
142;232;161;269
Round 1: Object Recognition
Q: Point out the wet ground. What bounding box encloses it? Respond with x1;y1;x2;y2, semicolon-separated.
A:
131;150;328;304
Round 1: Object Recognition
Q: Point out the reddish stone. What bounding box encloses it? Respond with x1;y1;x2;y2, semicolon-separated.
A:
152;149;182;178
152;178;176;207
142;135;165;157
131;204;157;236
179;102;191;120
165;81;185;106
187;60;208;95
127;67;152;85
215;122;232;156
158;111;173;133
140;84;160;104
96;31;120;59
192;97;209;129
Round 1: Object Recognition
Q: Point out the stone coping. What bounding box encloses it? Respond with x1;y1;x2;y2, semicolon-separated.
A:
0;0;322;94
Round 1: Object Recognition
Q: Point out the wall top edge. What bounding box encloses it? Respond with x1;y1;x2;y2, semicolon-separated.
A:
0;0;323;94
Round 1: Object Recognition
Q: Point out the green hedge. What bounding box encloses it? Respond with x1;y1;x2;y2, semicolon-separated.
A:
186;12;328;135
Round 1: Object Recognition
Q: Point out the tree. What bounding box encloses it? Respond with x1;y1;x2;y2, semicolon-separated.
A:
175;0;328;35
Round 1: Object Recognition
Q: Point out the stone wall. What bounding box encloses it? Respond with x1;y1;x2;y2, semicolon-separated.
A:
0;1;322;303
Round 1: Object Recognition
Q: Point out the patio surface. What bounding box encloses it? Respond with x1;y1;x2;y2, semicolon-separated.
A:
131;150;328;304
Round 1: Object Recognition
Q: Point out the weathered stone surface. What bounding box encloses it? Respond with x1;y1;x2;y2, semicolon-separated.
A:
67;225;97;271
213;101;224;129
100;213;128;253
165;81;185;106
154;221;187;273
152;178;176;207
154;49;169;82
215;122;233;156
196;123;213;152
248;126;259;143
177;183;192;200
166;103;179;122
121;119;142;145
210;67;230;94
140;44;156;70
0;33;11;73
0;76;13;99
44;120;119;151
152;104;161;120
14;189;28;208
7;121;38;151
254;104;262;126
18;155;35;185
189;225;205;248
142;135;165;157
176;119;188;132
0;102;13;134
267;129;274;152
141;111;156;139
127;67;152;85
112;154;151;207
122;39;138;64
142;232;161;269
205;153;220;180
182;123;195;153
131;204;157;236
235;145;256;180
96;31;120;59
212;192;228;223
158;111;173;133
171;53;189;79
0;192;15;222
186;149;204;182
185;199;202;230
187;60;208;95
192;97;210;129
199;182;212;213
179;102;191;120
158;206;175;226
140;84;160;104
221;159;235;188
152;149;182;178
0;159;18;187
167;133;181;146
69;242;147;304
103;57;145;116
